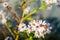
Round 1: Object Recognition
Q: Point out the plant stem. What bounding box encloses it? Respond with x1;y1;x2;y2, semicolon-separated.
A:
20;8;37;23
15;35;19;40
15;1;37;40
5;23;15;38
7;6;20;24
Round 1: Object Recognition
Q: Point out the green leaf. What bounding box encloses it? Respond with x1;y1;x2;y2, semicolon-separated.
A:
39;4;47;10
14;30;17;34
31;0;35;2
4;22;15;37
13;30;19;34
29;36;33;40
26;17;33;21
20;8;37;23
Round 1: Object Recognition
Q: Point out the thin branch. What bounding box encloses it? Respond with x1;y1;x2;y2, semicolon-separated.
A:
4;23;15;38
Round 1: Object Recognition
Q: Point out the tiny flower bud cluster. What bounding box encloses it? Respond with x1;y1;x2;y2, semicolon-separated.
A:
0;10;6;24
23;6;33;14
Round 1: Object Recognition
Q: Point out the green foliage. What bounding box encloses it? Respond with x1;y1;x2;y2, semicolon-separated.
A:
28;36;33;40
13;30;19;35
31;0;35;2
39;4;47;10
20;8;37;23
39;0;48;10
26;17;34;21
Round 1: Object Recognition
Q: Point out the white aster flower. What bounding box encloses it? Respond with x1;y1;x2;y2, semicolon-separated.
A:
29;20;36;26
39;20;46;26
47;5;52;10
34;20;52;38
39;32;45;38
0;10;6;24
52;0;58;4
46;29;51;34
39;27;46;38
0;10;3;15
18;23;27;32
1;17;6;24
27;28;32;33
3;2;8;8
39;27;46;32
34;27;46;38
45;0;58;4
27;25;36;33
17;19;52;38
34;31;40;38
44;0;53;4
23;6;32;14
35;30;45;38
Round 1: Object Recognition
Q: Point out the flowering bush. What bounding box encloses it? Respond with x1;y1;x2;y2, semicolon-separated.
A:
0;0;59;40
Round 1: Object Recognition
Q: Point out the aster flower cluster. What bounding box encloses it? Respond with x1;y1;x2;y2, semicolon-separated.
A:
44;0;58;4
43;0;58;10
18;20;52;38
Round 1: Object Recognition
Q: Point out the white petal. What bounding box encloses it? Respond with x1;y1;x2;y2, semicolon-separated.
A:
40;33;44;38
2;18;6;24
46;29;51;34
5;36;9;40
47;23;50;26
39;20;43;24
23;6;31;14
47;5;52;10
0;10;3;15
49;27;52;29
42;21;46;25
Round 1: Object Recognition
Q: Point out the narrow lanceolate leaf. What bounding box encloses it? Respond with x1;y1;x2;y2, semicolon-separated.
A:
20;8;37;23
39;0;48;10
14;30;19;34
39;4;47;10
26;17;34;21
